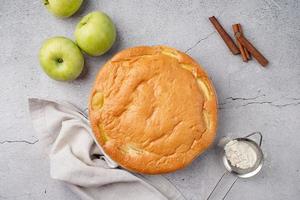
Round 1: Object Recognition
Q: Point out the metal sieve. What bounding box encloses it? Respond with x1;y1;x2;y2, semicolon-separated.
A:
207;132;264;200
222;132;264;178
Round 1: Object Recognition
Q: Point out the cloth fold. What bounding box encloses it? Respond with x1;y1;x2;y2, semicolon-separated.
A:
28;98;185;200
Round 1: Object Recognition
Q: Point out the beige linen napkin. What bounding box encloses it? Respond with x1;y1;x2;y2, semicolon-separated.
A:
28;98;185;200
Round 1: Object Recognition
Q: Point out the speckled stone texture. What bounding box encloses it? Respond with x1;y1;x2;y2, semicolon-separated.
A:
0;0;299;199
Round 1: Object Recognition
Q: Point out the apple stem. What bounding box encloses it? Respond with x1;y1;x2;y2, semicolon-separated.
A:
43;0;49;5
57;58;63;63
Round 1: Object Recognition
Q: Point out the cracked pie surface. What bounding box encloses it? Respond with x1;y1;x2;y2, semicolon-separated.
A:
89;46;218;174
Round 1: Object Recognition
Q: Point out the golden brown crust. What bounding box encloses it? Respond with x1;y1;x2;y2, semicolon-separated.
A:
89;46;218;174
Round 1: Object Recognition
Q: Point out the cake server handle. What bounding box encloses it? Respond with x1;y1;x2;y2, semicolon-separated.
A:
82;108;89;118
206;171;238;200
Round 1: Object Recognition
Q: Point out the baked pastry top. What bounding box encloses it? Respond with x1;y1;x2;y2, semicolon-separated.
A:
89;46;217;174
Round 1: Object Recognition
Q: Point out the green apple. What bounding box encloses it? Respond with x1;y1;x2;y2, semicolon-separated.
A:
43;0;83;18
75;11;116;56
39;37;84;81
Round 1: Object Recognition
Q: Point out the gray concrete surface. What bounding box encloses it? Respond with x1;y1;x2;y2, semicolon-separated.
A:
1;0;299;199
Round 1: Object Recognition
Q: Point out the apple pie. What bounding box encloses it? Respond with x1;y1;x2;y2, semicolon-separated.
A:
89;46;217;174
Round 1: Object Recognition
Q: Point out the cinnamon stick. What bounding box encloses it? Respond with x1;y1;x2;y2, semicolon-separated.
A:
209;16;240;55
235;32;269;67
237;24;251;60
232;24;248;62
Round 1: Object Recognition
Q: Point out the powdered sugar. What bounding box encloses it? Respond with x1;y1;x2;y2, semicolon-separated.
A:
224;140;257;169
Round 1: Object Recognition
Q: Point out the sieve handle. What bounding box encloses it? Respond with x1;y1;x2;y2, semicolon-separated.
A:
245;131;263;146
206;171;238;200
